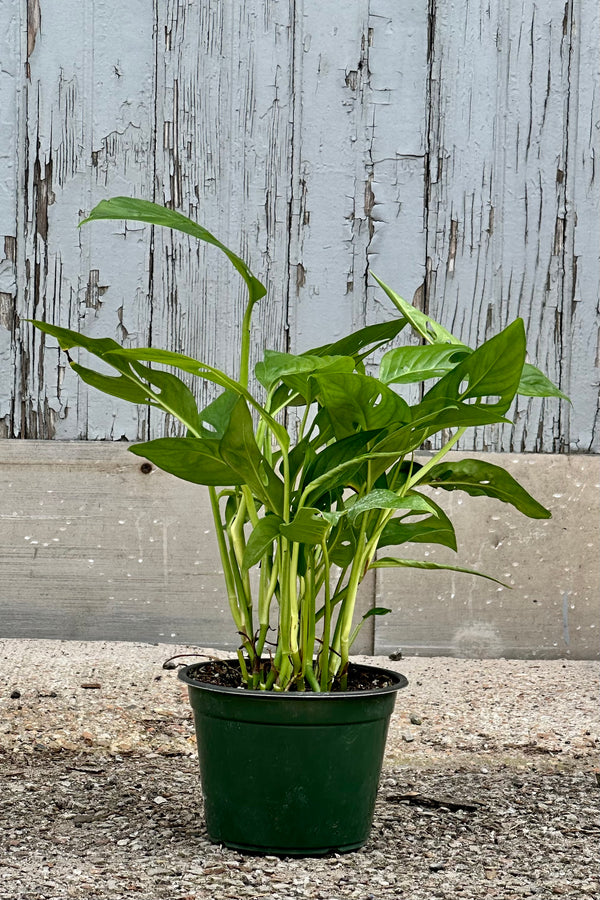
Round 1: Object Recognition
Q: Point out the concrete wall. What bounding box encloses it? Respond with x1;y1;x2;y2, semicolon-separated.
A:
1;441;597;659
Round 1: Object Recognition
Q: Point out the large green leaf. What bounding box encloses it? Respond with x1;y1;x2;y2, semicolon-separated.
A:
219;396;284;513
371;275;462;345
81;197;266;308
421;458;551;519
312;373;411;439
29;319;123;357
108;347;289;449
242;514;284;571
370;557;508;586
69;362;162;406
32;320;203;433
128;361;201;432
129;437;243;486
346;489;438;522
424;319;526;414
377;499;457;551
363;399;512;485
518;363;570;401
255;350;354;394
380;344;471;385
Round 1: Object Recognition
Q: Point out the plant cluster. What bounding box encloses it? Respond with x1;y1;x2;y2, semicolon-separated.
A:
32;198;567;691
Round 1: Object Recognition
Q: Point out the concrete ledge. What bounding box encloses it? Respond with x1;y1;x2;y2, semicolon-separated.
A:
1;441;598;658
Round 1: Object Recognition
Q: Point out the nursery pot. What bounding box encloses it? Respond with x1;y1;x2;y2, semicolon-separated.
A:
178;661;407;856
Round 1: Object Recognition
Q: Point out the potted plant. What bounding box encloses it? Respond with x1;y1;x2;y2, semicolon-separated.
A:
32;197;566;855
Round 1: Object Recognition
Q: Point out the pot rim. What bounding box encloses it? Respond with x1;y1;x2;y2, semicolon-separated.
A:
177;659;408;699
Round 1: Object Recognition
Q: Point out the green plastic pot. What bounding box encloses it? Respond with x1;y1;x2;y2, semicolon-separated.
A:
178;661;407;856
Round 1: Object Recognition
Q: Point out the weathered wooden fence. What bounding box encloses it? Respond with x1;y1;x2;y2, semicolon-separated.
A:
0;1;598;656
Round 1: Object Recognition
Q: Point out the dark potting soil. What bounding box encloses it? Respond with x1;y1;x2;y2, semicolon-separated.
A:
184;659;396;692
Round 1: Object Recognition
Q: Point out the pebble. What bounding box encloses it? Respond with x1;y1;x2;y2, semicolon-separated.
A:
429;861;446;872
10;690;20;699
402;732;415;743
410;714;422;725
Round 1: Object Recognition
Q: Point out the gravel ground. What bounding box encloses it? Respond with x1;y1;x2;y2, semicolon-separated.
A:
1;640;598;900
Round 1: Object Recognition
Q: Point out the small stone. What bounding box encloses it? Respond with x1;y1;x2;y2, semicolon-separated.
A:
429;861;446;872
410;713;422;726
153;795;168;805
10;690;21;699
484;868;498;880
388;648;403;661
402;732;415;743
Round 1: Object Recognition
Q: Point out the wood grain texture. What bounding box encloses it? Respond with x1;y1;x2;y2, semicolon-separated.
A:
150;0;293;431
0;2;20;437
425;0;599;453
0;0;597;451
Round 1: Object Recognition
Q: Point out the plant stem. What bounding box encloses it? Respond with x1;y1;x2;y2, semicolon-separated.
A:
208;487;245;638
319;541;332;691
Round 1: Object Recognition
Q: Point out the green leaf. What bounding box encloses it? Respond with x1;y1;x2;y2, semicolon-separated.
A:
70;362;162;406
371;275;463;344
32;321;203;433
421;458;551;519
129;437;243;486
312;373;411;439
518;363;570;401
128;361;201;432
255;350;354;394
29;319;123;356
302;430;380;500
346;489;438;522
328;518;359;567
198;390;238;438
380;344;471;385
279;508;333;545
219;396;284;514
108;347;289;450
81;197;266;308
242;514;284;571
377;499;457;552
370;557;509;586
424;319;526;414
307;319;408;361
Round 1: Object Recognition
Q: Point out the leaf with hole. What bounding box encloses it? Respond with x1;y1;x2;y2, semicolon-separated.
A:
424;319;526;413
420;458;551;519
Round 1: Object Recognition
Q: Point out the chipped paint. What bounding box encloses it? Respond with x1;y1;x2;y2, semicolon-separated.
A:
1;0;598;451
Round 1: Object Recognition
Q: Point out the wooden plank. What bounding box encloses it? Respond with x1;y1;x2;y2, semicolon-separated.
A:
374;451;599;660
0;1;21;438
563;1;600;451
13;0;155;441
425;0;596;452
288;2;428;358
148;0;293;429
0;440;372;652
